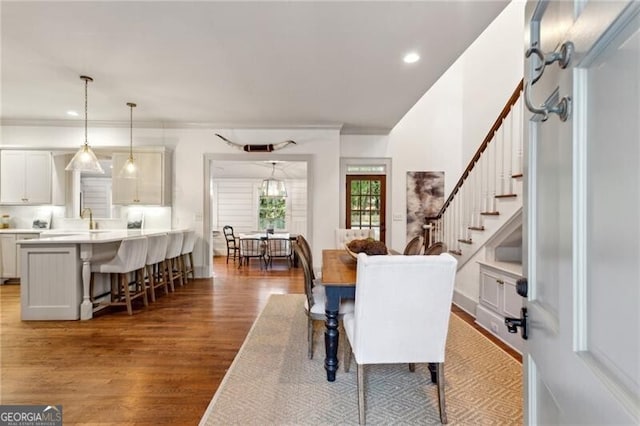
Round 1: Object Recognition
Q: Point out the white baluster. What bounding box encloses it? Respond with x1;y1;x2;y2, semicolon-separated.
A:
497;123;505;196
505;108;514;194
515;96;524;175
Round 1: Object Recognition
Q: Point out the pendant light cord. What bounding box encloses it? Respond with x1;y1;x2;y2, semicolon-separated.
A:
126;102;137;159
129;104;133;157
84;77;88;145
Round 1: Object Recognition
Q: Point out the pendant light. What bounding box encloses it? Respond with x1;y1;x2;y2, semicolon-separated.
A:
119;102;137;178
65;75;104;173
260;162;287;198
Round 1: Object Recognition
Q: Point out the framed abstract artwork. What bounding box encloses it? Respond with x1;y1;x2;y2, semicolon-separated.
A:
406;171;444;240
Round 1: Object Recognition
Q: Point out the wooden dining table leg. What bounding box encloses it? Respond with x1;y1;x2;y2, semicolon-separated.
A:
324;286;341;382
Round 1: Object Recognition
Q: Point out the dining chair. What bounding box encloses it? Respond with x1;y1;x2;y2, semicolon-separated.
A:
295;234;321;283
425;241;447;255
334;228;375;249
238;237;267;270
343;253;457;424
403;235;424;255
266;237;293;269
293;243;353;359
223;225;240;263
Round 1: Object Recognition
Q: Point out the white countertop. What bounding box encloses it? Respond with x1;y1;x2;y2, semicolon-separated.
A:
477;260;523;276
0;228;43;234
17;229;178;244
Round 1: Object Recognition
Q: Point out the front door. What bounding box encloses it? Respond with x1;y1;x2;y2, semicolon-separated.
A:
346;175;386;242
524;1;639;424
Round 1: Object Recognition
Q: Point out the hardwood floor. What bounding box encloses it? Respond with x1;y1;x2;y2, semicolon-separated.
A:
0;256;520;425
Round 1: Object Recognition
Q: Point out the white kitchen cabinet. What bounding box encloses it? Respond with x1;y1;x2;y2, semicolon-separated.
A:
0;234;17;279
475;261;523;353
0;150;52;204
0;233;39;280
111;150;171;205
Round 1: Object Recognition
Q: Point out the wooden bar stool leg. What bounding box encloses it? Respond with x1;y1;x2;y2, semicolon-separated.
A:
165;259;175;292
158;262;169;295
146;264;156;302
188;252;195;280
139;268;149;307
121;273;133;315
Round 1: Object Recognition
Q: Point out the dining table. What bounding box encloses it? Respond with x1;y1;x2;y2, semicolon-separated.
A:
321;249;358;382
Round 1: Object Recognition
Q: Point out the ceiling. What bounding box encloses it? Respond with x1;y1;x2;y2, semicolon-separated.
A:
1;1;508;135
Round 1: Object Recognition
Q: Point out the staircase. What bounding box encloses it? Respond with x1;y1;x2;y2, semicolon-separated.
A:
426;80;524;270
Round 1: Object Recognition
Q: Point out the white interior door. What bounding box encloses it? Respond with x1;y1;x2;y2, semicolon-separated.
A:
524;1;639;424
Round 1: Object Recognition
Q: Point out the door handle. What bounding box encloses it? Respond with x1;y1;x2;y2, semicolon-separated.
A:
505;307;528;340
524;41;573;122
516;277;528;297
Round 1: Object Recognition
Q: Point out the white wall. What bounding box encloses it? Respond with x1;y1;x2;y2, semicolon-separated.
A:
339;1;525;306
462;1;525;161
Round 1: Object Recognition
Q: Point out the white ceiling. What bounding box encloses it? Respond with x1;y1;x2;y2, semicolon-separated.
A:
1;1;508;135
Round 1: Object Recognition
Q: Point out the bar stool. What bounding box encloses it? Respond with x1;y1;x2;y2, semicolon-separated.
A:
180;230;197;283
145;233;169;302
165;231;184;291
90;236;148;315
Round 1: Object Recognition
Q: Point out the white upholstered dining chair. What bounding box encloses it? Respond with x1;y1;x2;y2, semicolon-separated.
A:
334;228;375;249
343;252;457;424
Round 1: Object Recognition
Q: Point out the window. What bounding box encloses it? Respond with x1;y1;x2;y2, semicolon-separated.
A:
346;175;386;241
258;197;286;230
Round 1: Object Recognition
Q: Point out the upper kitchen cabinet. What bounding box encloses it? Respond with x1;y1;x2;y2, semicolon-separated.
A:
0;150;52;205
111;149;172;205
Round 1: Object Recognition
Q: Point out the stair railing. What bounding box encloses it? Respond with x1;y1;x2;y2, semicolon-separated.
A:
426;79;524;254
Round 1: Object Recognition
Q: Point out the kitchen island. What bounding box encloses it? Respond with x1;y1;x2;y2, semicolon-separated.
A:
18;229;176;320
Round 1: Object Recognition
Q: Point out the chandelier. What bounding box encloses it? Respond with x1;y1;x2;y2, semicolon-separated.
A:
260;162;287;198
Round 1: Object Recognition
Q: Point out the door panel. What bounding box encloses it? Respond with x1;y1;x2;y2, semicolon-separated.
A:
584;6;639;402
346;175;386;241
525;1;639;424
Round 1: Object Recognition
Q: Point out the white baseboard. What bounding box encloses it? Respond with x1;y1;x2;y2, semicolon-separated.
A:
452;289;477;318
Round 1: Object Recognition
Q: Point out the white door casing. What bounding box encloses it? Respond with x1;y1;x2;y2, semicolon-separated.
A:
524;1;639;424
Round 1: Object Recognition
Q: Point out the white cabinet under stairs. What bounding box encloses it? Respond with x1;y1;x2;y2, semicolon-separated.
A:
476;260;523;353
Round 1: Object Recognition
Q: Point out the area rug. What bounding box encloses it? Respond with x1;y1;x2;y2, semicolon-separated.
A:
200;294;522;425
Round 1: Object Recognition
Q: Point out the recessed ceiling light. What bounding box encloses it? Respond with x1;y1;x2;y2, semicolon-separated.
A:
403;52;420;64
67;110;79;117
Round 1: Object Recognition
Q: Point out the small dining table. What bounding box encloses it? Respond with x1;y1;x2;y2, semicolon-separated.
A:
321;249;358;382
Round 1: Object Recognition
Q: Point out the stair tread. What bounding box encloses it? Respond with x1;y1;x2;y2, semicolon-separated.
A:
512;173;523;178
458;239;472;244
468;226;485;231
481;211;500;216
495;193;517;199
449;250;462;256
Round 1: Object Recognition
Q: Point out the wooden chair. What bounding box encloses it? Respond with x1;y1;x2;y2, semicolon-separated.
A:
238;238;267;270
223;225;240;264
293;243;353;359
425;241;447;255
403;235;424;255
295;234;320;283
343;253;457;424
266;237;293;269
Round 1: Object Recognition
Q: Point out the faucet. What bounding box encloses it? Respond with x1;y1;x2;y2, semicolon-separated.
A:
81;208;96;230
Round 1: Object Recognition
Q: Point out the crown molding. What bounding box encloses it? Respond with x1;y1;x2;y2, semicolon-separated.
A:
0;118;345;131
